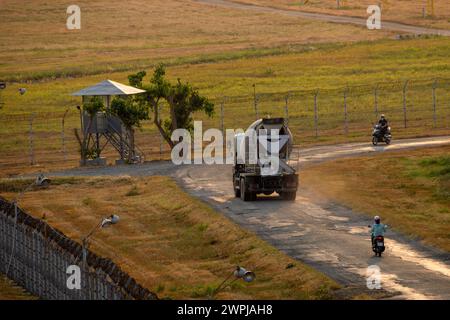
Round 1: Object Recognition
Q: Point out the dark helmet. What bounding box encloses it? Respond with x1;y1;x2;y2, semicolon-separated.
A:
374;216;381;224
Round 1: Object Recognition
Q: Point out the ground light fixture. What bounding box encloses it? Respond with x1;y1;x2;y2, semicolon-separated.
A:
234;266;256;283
81;214;120;267
5;174;51;276
212;266;256;297
35;173;51;187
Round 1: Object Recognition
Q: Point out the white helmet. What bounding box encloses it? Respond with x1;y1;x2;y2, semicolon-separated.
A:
374;216;381;223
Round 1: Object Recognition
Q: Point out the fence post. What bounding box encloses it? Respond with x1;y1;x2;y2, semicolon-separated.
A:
220;97;225;137
343;87;348;135
314;90;319;138
253;84;259;119
29;113;36;165
402;80;409;128
374;84;379;117
254;95;259;120
62;109;69;161
158;105;163;160
284;93;290;125
432;80;437;128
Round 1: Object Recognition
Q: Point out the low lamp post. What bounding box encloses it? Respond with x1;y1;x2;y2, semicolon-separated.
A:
212;266;256;298
81;214;120;268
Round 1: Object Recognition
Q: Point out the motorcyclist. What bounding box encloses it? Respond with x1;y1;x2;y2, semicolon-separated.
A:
378;114;389;136
370;215;387;247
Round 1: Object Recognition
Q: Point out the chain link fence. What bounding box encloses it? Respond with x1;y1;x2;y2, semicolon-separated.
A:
0;196;158;300
0;78;449;168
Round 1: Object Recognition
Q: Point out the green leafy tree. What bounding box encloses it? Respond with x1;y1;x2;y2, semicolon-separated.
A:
128;64;214;148
110;97;149;161
83;96;104;116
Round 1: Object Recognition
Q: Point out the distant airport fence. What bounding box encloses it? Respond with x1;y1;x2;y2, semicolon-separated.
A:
0;196;158;300
0;78;449;168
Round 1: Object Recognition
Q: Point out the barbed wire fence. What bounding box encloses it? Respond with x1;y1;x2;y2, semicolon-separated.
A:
0;196;158;300
0;78;449;169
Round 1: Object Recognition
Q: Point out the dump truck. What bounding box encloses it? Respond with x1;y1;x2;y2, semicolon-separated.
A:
232;118;298;201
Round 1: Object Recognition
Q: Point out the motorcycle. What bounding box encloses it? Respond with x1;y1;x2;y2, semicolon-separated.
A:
372;235;385;257
372;124;391;146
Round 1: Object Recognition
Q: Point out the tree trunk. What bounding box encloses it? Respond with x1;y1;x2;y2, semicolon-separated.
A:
153;103;174;149
167;96;178;132
127;126;136;163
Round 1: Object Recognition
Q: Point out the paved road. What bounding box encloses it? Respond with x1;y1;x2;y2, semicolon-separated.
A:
171;136;450;299
41;136;450;299
195;0;450;36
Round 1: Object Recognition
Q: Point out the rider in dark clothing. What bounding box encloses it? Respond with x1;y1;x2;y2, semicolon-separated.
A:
378;114;389;135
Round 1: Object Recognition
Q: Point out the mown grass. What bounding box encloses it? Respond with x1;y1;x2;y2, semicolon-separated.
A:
1;37;448;116
301;145;450;251
405;156;450;202
0;0;393;82
0;176;339;299
235;0;450;30
0;0;448;170
0;36;449;172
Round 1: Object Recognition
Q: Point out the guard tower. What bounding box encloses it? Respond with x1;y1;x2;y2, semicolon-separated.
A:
72;80;146;166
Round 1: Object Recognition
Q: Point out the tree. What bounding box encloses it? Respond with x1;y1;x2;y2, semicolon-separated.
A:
128;64;214;148
110;96;149;161
83;96;104;116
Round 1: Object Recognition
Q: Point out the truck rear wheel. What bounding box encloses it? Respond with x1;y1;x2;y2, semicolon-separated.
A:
281;192;297;201
240;178;252;202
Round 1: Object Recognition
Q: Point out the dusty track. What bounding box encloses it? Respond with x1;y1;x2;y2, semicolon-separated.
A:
41;136;450;299
195;0;450;36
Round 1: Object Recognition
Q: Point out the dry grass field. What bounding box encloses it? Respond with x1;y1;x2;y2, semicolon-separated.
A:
0;176;339;299
0;0;449;300
0;0;394;82
1;0;449;172
1;36;449;174
302;145;450;252
233;0;450;30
